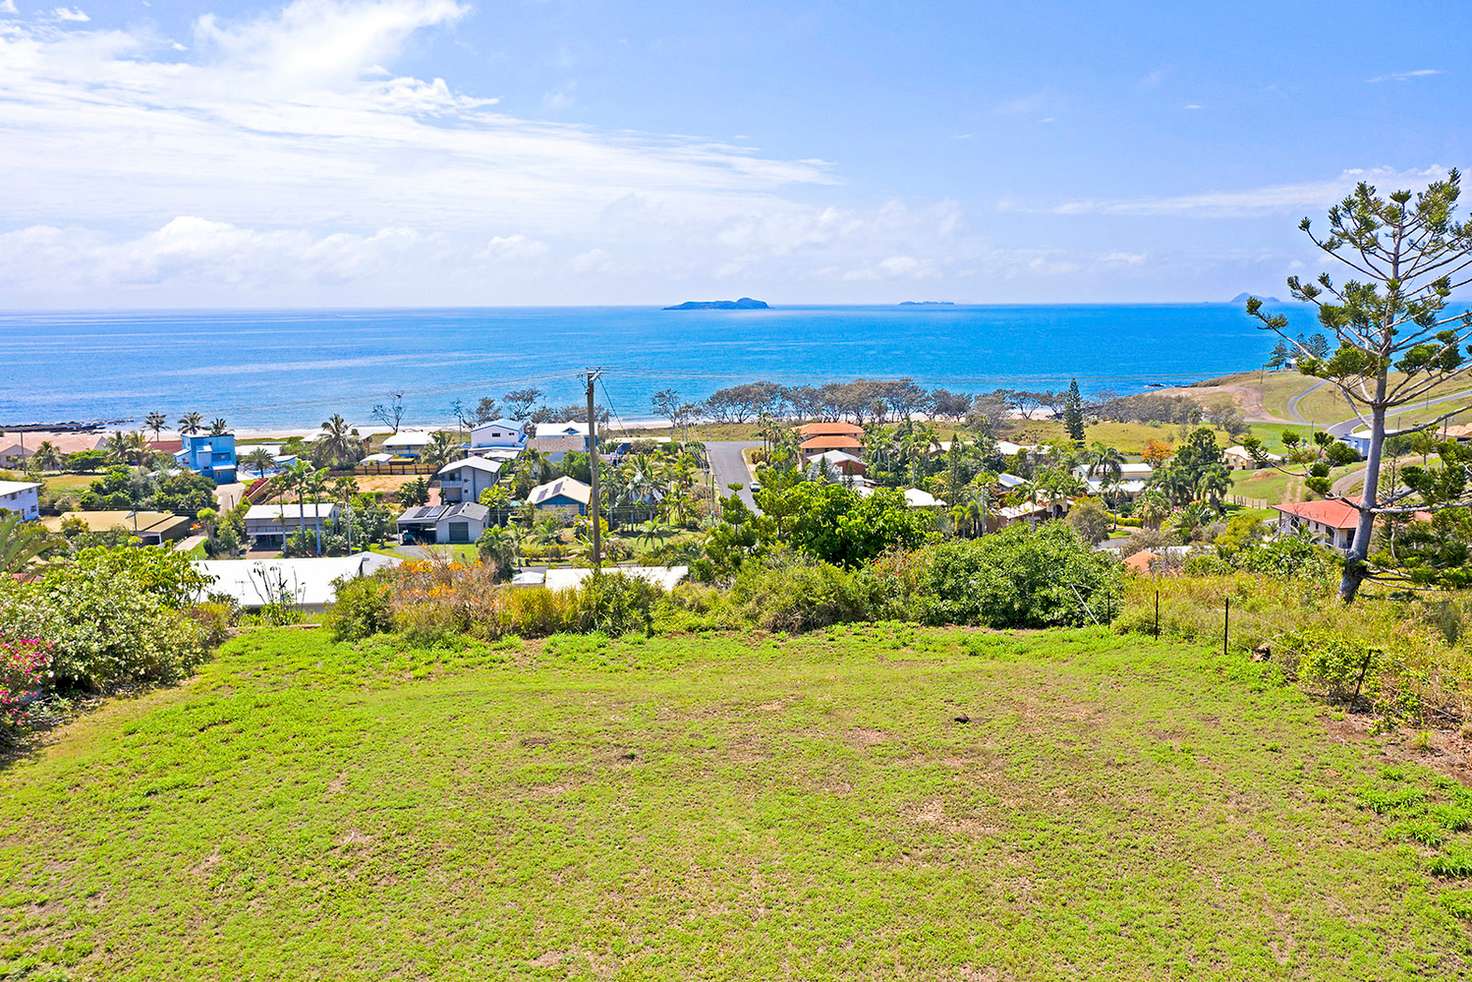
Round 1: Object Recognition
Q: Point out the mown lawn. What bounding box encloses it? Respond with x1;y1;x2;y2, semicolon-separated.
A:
3;626;1472;978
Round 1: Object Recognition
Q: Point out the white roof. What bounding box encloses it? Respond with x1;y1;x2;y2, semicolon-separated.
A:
997;472;1027;489
903;488;944;508
382;430;434;448
0;480;41;495
472;418;523;431
540;566;689;592
994;440;1037;456
1226;444;1283;462
193;553;401;608
437;456;503;476
807;450;863;466
360;452;393;464
528;476;591;506
534;421;589;438
245;502;339;521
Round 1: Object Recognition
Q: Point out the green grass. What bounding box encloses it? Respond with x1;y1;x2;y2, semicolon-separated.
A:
1230;462;1361;505
4;625;1472;978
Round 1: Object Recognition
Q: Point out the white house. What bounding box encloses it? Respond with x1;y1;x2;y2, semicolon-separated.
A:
1224;444;1282;470
193;553;402;610
0;480;41;521
1074;461;1153;498
529;421;591;458
396;502;491;544
435;456;503;504
469;419;526;450
234;444;299;479
1272;499;1360;554
1339;428;1372;457
243;502;340;549
381;430;435;458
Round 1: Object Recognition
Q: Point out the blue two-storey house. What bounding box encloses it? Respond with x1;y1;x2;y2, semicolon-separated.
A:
176;431;237;483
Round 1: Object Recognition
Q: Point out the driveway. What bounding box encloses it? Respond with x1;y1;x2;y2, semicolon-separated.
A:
706;440;761;512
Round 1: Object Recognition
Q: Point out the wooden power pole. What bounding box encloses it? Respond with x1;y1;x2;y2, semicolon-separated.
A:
585;368;603;571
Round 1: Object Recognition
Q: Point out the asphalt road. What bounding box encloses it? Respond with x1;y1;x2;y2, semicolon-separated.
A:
706;440;761;512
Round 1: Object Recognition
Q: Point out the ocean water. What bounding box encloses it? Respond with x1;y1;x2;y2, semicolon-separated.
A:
0;304;1323;428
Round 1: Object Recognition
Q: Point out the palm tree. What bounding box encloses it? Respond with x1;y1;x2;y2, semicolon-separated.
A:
281;460;312;550
1085;442;1125;483
331;475;359;552
208;418;230;437
144;412;167;442
242;447;276;483
1135;489;1171;530
302;466;327;554
0;512;56;573
318;414;363;469
476;525;517;579
178;412;205;436
30;440;63;473
420;431;459;473
105;431;150;466
1196;463;1231;512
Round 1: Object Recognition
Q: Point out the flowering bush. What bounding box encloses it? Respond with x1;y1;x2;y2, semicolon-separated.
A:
0;637;51;733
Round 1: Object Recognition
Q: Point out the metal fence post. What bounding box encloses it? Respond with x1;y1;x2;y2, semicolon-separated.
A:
1153;590;1160;639
1223;596;1230;657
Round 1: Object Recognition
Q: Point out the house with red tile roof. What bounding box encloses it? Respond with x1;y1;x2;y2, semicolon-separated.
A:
1272;499;1360;553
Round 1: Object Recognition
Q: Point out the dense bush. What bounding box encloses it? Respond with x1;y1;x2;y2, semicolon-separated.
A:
571;573;662;636
0;546;214;691
329;575;396;641
908;522;1124;628
726;557;896;632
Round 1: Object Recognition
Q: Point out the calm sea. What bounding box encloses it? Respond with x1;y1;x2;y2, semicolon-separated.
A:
0;304;1322;428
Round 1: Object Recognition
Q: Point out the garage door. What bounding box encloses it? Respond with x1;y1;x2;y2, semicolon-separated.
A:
447;521;470;544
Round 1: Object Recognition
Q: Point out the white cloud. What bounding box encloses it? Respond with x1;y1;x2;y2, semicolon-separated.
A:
0;1;18;16
51;6;88;21
1100;251;1147;266
542;79;576;111
0;217;420;289
477;233;548;262
1366;68;1443;83
1048;166;1449;217
0;0;1017;304
1183;103;1203;110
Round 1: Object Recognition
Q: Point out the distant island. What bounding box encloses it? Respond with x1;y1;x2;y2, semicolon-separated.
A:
663;297;769;310
898;300;955;306
1227;292;1283;304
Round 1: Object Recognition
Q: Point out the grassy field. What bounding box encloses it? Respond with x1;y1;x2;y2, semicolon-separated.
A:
4;625;1472;978
1230;462;1362;505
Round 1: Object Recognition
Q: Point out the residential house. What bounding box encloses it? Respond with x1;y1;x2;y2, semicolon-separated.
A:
1074;461;1153;499
522;565;690;592
805;450;867;479
233;444;299;480
243;502;339;550
1272;499;1359;553
396;501;491;544
529;421;592;460
0;480;41;521
854;485;944;508
469;419;526;450
43;510;192;545
996;472;1028;491
381;430;434;459
193;553;403;611
798;421;865;439
1340;428;1373;458
0;431;105;469
176;431;237;483
1224;445;1282;470
527;476;591;515
435;456;503;504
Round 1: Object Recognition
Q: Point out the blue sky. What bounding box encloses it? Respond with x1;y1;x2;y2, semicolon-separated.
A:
0;0;1467;306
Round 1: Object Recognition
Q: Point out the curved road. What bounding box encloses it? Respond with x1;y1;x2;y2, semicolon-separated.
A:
1283;379;1328;425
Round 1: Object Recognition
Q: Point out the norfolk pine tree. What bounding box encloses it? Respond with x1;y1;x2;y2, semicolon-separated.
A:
1249;169;1472;601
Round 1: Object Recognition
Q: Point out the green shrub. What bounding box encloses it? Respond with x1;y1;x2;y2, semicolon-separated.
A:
912;522;1124;629
1183;554;1234;577
0;546;213;691
569;573;663;636
186;601;237;648
727;558;891;633
329;575;395;642
1282;628;1375;702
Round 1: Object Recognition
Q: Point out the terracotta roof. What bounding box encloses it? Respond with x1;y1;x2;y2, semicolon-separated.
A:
800;435;862;451
1273;499;1359;530
798;422;865;438
1123;550;1159;574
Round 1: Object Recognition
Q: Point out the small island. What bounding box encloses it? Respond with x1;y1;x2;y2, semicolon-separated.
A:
1227;292;1282;304
662;297;769;310
898;300;955;306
